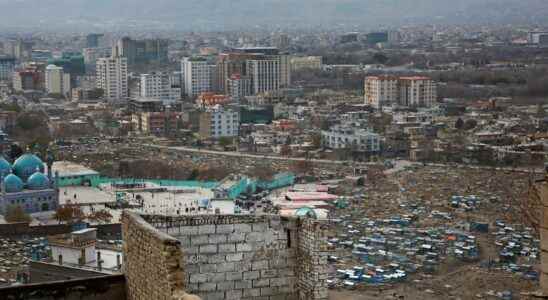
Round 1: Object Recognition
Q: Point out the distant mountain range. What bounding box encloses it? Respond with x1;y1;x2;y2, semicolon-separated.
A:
0;0;547;30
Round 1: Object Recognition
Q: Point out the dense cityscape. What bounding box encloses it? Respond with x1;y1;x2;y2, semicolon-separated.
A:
0;2;547;300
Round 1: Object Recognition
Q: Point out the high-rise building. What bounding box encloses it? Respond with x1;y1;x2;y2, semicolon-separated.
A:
273;33;290;49
45;65;70;95
86;34;104;48
247;59;281;95
96;57;128;101
399;77;437;107
0;56;15;81
4;40;32;61
48;53;85;84
13;70;42;91
113;37;169;66
182;57;212;97
215;47;290;96
364;76;400;108
140;72;181;104
364;76;436;108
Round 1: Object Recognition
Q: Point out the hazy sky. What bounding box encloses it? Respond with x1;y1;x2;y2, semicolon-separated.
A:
0;0;546;30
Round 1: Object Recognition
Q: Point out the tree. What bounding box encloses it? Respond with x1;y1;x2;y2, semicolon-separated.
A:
4;206;31;223
463;119;478;130
455;118;464;130
372;53;389;65
54;204;84;224
218;137;233;148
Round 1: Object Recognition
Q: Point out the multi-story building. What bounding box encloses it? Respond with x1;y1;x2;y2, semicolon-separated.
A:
199;105;240;139
182;57;212;97
247;59;281;95
528;31;548;45
86;33;104;48
399;77;437;107
322;125;381;153
82;47;111;67
113;37;168;66
96;57;128;101
227;73;252;102
13;68;43;91
364;76;436;108
140;72;181;104
216;48;290;96
364;75;399;108
132;112;181;135
0;56;15;81
290;56;322;71
45;65;70;95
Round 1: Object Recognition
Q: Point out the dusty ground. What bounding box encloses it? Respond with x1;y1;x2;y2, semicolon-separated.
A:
328;164;539;300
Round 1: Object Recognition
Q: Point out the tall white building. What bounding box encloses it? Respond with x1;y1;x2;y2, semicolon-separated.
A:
181;57;211;97
247;59;281;94
45;64;70;95
364;76;399;108
96;57;128;101
364;75;436;108
140;72;181;104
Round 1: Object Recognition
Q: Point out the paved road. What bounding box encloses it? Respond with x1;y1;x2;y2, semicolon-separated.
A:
146;144;362;165
147;144;544;174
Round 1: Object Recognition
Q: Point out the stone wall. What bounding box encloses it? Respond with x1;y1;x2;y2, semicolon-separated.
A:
141;214;328;300
122;211;191;300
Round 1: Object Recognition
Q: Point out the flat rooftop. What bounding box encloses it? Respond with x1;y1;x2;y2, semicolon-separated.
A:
52;161;100;177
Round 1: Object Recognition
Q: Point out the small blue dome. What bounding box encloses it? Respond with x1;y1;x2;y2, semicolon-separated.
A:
4;174;24;193
27;171;50;190
0;156;11;177
13;154;44;182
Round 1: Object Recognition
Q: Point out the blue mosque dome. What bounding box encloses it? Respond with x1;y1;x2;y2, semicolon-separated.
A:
0;156;11;177
13;154;44;182
27;171;50;190
4;173;24;193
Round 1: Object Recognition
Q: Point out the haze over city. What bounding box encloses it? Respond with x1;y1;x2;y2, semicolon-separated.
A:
0;1;548;300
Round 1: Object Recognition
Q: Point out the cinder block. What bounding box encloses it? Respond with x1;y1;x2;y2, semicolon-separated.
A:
199;225;216;235
216;224;234;234
243;270;260;280
234;223;252;233
191;235;209;245
189;273;208;283
226;271;243;281
198;282;217;292
216;280;235;291
225;289;243;300
199;244;218;254
253;278;270;287
218;243;236;253
209;234;228;244
226;252;244;262
236;243;253;252
217;262;235;272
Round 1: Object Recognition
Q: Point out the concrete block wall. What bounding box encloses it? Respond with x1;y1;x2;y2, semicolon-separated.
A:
122;211;199;300
142;214;328;300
